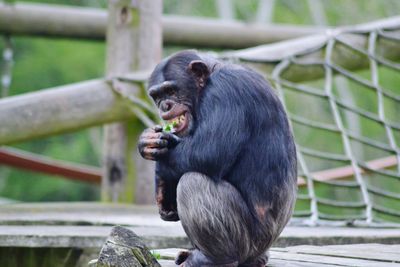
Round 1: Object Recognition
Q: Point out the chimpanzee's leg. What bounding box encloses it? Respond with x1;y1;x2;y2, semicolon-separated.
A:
176;172;268;266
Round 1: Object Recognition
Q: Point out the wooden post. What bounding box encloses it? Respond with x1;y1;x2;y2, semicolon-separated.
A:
103;0;162;203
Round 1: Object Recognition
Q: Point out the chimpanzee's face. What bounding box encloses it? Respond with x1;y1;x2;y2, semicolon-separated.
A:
148;51;210;137
148;79;194;137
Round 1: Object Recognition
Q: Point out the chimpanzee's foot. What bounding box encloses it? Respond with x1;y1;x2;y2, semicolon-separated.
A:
238;253;269;267
176;249;238;267
175;250;191;265
159;207;179;221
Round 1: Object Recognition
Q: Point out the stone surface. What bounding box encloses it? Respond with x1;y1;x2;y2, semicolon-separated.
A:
0;225;187;249
96;226;160;267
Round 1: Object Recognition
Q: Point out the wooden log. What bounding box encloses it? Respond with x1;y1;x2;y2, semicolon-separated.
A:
162;16;324;49
0;79;136;145
102;0;161;204
94;226;161;267
0;2;325;49
0;2;106;40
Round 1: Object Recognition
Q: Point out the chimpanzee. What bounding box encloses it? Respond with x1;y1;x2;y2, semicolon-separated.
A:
138;50;297;267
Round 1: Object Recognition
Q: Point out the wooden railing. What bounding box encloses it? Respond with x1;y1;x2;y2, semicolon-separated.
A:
0;147;101;183
0;147;396;187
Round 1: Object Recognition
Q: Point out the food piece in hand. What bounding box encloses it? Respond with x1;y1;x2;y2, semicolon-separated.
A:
163;121;178;133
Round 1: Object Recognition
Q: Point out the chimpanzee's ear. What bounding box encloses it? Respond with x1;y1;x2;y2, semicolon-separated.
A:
188;60;210;89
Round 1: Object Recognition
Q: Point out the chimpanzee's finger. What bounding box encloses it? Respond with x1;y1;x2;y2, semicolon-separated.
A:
143;147;168;160
141;132;163;139
142;127;156;134
153;125;163;132
160;132;181;144
139;138;168;148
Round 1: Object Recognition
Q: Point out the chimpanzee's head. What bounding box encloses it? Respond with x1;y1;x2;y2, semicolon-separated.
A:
148;50;213;137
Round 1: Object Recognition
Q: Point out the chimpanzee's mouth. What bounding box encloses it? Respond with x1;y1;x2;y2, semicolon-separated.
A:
164;112;189;135
161;103;190;136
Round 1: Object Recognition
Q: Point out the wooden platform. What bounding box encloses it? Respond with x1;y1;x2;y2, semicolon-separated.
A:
0;202;399;249
0;203;399;267
155;245;400;267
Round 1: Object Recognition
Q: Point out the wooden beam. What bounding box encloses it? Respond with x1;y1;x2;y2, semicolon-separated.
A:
0;2;325;48
0;147;101;183
0;2;106;40
162;16;324;49
0;79;137;145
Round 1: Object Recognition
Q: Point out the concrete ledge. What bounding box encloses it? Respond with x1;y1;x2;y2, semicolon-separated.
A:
0;225;188;249
1;225;400;249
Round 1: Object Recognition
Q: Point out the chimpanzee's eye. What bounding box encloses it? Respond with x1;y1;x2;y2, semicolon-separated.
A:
163;85;176;97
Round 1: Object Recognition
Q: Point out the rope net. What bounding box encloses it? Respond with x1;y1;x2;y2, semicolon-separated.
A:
121;19;400;226
227;19;400;226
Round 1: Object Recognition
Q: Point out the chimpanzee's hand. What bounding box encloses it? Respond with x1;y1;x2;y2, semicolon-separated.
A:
138;125;180;161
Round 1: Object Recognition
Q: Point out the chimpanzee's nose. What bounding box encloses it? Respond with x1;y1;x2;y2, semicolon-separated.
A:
160;100;175;112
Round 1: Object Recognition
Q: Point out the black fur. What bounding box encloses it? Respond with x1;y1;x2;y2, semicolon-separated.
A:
140;50;297;266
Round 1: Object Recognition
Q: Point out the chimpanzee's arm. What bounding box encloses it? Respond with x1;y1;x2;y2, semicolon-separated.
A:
154;171;179;221
137;126;181;221
161;86;251;180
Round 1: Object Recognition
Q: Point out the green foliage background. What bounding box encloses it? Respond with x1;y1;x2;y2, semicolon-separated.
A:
0;0;399;202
